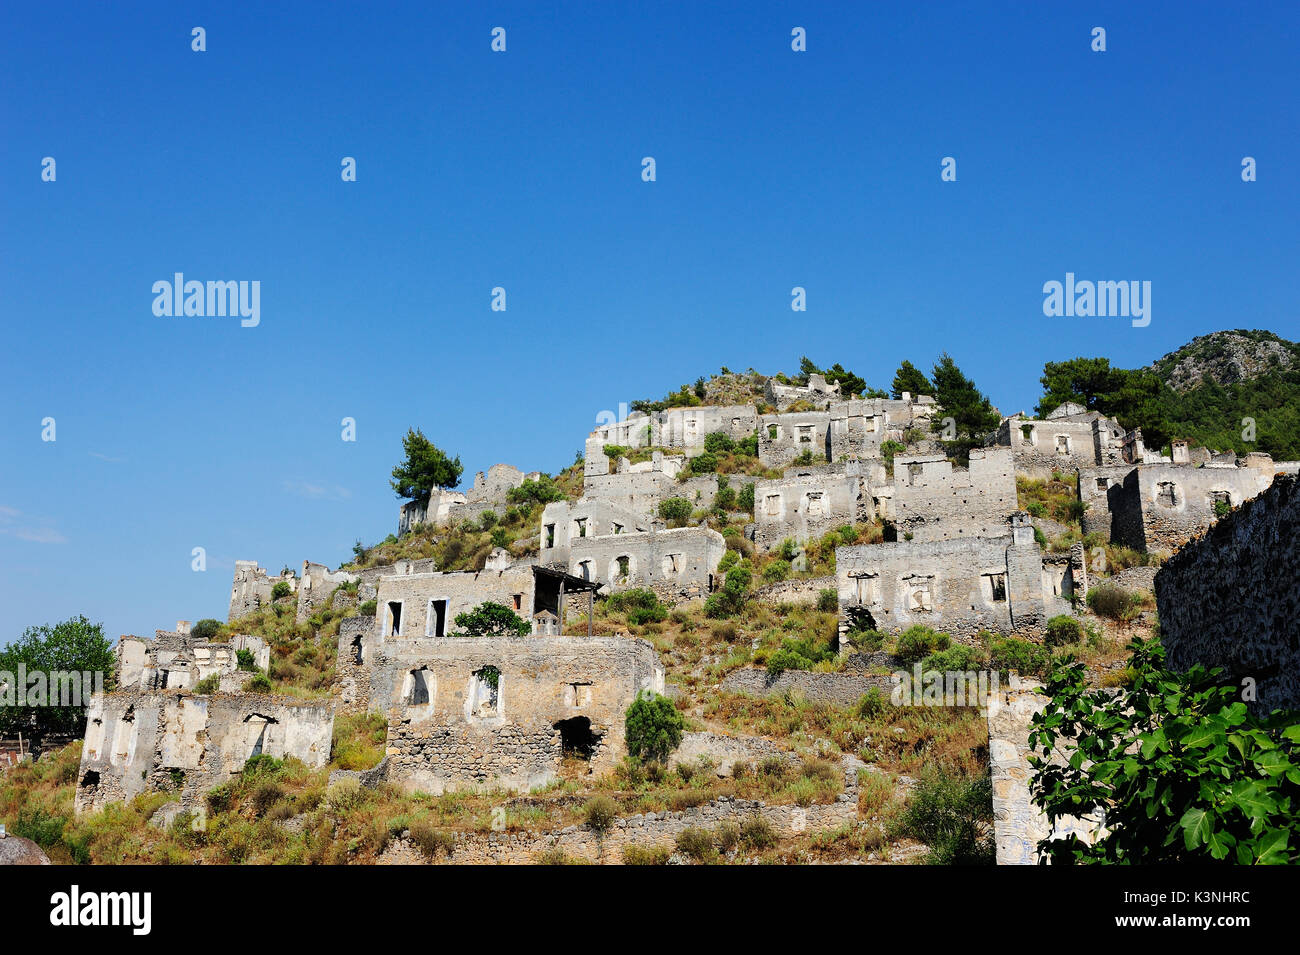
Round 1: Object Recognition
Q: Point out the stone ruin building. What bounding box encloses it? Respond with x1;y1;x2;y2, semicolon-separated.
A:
76;690;333;815
835;513;1082;640
76;618;331;815
397;462;541;535
115;621;271;693
228;560;297;619
333;556;665;794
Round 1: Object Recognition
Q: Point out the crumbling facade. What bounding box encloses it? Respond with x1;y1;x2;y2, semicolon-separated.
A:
892;447;1017;543
76;690;333;814
992;403;1127;476
372;635;664;794
229;560;297;620
1155;474;1300;712
835;514;1074;638
754;462;877;551
115;622;270;693
1080;455;1293;553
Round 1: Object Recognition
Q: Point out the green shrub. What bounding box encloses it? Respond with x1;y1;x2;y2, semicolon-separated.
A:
235;648;255;671
244;672;274;693
738;482;756;513
409;820;456;859
453;601;530;637
740;815;776;849
717;550;739;574
816;588;839;613
624;693;684;762
895;625;950;665
623;844;671;865
271;581;293;601
899;770;994;864
736;434;759;457
1086;582;1139;621
762;560;791;584
190;618;224;642
856;687;889;718
506;476;565;506
688;451;718;474
1044;614;1086;647
658;497;693;524
490;527;510;549
766;635;835;676
703;431;735;454
359;599;377;617
989;637;1052;679
921;644;985;672
192;674;221;694
675;826;715;861
705;562;752;618
584;796;618;832
846;628;886;652
1031;636;1300;863
605;589;669;625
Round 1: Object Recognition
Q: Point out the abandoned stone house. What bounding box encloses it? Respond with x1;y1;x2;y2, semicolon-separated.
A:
75;690;333;814
229;560;298;619
364;635;664;794
115;621;270;693
763;372;842;410
835;514;1078;639
992;403;1128;477
753;461;880;552
1079;453;1297;553
369;558;602;645
297;560;360;623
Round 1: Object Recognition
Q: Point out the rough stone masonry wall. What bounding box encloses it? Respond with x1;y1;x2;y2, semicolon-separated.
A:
228;560;297;621
373;636;663;794
987;682;1101;864
758;410;832;469
75;691;333;814
753;471;863;552
1135;463;1272;554
378;756;861;864
1156;474;1300;712
752;575;838;606
373;565;538;638
719;666;893;706
892;447;1017;542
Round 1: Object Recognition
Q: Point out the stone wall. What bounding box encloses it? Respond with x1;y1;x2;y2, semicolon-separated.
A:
758;410;832;469
751;575;838;606
296;561;359;623
75;691;334;814
719;666;892;706
1156;474;1300;712
892;447;1017;542
753;469;866;552
378;756;861;864
373;564;539;639
564;525;725;595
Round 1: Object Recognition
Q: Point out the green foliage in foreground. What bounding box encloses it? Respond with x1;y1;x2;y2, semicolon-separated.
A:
1030;637;1300;864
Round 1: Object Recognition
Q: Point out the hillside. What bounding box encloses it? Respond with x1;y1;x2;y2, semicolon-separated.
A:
1149;329;1299;393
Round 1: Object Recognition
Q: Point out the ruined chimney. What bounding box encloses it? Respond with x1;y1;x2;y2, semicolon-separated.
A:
176;620;191;636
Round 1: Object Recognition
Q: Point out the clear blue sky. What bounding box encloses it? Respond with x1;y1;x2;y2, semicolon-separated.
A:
1;1;1297;645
